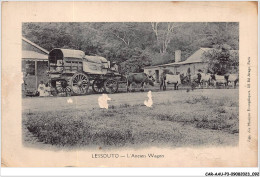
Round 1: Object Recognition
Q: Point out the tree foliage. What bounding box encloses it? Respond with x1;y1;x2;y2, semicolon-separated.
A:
22;22;239;73
151;22;185;54
202;44;239;75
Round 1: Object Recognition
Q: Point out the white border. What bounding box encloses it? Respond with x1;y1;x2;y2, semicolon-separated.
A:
1;0;259;176
1;167;260;176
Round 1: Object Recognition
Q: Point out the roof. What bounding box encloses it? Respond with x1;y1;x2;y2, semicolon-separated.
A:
49;48;85;59
176;48;211;65
144;48;211;69
84;55;108;63
144;48;238;69
22;50;48;60
22;37;49;54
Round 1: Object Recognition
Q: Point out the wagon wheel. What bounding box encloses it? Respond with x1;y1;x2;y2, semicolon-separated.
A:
70;73;90;95
104;78;119;94
92;79;105;93
56;80;71;95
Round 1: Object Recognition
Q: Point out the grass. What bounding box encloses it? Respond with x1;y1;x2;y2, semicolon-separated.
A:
185;95;209;104
23;94;239;149
150;96;238;134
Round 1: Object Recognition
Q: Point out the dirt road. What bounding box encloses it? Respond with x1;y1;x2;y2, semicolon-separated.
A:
22;89;238;113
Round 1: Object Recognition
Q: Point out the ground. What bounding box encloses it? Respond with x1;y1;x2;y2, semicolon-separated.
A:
22;88;239;150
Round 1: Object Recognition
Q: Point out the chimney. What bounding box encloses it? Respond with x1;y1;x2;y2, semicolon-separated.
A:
175;50;181;63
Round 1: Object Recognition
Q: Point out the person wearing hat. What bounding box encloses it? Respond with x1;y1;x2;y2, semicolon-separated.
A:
110;61;119;73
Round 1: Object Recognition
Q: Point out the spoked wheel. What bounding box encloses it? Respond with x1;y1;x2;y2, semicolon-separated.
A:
92;79;105;93
70;73;90;95
56;80;71;95
104;78;119;94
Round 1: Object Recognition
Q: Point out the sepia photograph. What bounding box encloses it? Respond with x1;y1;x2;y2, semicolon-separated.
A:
1;2;258;169
22;22;239;149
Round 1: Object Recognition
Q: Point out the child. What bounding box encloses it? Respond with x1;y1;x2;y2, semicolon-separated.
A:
44;83;52;97
37;81;45;97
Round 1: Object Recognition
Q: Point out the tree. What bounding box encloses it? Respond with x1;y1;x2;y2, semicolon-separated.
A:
229;50;239;73
151;22;184;54
22;22;239;74
101;23;136;47
202;44;238;75
150;52;174;65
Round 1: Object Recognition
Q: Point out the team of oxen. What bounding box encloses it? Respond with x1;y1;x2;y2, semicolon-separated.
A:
126;72;239;92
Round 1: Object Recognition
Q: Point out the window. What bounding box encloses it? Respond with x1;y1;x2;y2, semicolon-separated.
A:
25;61;35;75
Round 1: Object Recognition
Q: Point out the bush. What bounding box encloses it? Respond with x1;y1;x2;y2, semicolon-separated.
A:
23;95;238;148
150;52;175;66
185;96;209;104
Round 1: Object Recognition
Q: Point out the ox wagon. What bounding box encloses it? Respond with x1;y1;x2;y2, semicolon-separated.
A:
48;48;124;96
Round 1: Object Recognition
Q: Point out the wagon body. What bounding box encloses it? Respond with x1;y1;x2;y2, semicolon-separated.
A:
48;48;122;95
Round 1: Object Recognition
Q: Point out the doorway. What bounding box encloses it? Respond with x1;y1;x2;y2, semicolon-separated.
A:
155;70;159;83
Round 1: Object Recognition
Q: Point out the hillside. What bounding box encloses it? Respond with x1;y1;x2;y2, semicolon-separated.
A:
22;22;239;73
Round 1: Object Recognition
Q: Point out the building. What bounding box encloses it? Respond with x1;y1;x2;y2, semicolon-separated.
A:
144;48;212;83
22;37;49;96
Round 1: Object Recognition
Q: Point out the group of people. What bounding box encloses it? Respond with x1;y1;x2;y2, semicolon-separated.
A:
37;81;52;97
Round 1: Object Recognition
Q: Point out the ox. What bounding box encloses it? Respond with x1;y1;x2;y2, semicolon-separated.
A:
126;73;155;92
226;74;239;88
210;74;228;88
160;74;183;90
200;73;212;88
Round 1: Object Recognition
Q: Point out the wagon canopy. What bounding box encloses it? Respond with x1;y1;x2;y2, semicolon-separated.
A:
84;55;108;64
49;48;85;63
82;55;109;74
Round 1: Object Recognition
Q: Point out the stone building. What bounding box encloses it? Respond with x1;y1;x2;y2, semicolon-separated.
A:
144;48;215;83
